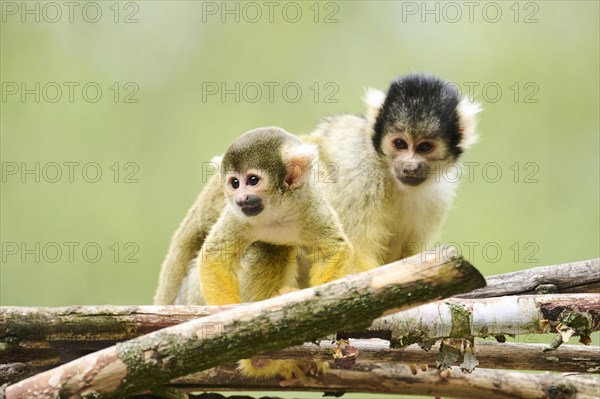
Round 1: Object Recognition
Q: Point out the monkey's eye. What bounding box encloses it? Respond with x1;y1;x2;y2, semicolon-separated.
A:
247;175;260;186
393;139;408;150
417;142;434;153
230;178;240;189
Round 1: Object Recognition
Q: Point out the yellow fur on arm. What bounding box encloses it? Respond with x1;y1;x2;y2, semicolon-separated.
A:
198;213;246;306
309;239;353;287
352;251;380;273
198;254;241;305
240;244;298;302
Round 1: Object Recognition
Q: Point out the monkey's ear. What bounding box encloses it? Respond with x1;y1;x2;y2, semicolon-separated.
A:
363;87;386;125
284;144;318;189
210;155;223;167
457;99;482;149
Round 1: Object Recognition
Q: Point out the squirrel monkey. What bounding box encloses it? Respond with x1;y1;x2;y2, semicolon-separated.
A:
155;73;481;305
197;127;351;381
198;126;352;306
153;73;480;382
304;73;481;269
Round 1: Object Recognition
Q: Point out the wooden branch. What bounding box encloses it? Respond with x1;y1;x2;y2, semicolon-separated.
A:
0;363;32;385
3;295;597;378
457;258;599;298
1;258;594;353
261;340;600;373
361;293;599;347
0;304;234;341
4;249;485;399
1;258;594;341
5;336;597;383
0;305;234;376
169;363;600;399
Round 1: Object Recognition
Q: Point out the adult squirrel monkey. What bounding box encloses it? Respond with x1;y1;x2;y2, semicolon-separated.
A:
154;73;481;307
304;73;481;269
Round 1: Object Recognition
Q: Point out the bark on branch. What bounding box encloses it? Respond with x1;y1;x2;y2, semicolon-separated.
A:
169;363;600;399
2;295;597;378
457;258;599;298
262;340;600;373
3;249;485;399
362;293;599;347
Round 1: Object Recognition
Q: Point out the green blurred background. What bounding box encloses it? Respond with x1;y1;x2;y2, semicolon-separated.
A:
1;1;598;307
1;3;598;397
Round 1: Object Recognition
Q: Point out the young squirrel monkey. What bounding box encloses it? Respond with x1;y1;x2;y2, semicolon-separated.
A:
197;127;352;382
198;126;353;306
155;73;481;306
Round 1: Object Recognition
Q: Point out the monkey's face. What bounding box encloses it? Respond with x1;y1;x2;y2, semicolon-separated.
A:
381;131;453;187
370;75;479;188
224;169;269;217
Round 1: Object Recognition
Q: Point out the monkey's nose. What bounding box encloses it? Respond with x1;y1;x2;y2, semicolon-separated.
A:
399;162;428;186
237;195;264;217
402;162;422;175
236;195;262;208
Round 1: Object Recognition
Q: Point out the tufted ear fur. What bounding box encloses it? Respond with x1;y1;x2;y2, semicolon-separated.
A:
363;87;386;126
283;143;318;189
457;99;482;150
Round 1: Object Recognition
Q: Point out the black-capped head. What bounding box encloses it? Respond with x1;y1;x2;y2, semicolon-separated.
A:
364;74;481;187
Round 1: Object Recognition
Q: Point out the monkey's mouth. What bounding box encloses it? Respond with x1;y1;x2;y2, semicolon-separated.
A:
240;204;264;217
399;175;427;186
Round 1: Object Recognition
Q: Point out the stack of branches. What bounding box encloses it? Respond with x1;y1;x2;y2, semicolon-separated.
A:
0;252;598;399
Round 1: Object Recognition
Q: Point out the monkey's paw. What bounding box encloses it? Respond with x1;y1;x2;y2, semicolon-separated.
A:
409;363;429;375
238;359;329;386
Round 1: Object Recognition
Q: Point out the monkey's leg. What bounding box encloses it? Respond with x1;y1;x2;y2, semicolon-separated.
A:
198;215;248;305
238;359;328;383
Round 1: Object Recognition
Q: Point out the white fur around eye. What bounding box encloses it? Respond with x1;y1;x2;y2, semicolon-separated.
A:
458;99;482;149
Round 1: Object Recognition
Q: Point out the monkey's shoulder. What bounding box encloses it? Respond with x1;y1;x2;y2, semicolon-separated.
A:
308;113;368;138
304;113;374;164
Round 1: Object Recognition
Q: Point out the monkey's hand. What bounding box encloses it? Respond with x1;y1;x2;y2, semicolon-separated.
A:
238;359;329;386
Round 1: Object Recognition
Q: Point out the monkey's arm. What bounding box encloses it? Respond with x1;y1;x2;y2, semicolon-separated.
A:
309;236;354;286
238;242;330;382
154;173;225;305
198;211;249;305
304;209;355;286
240;243;298;302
